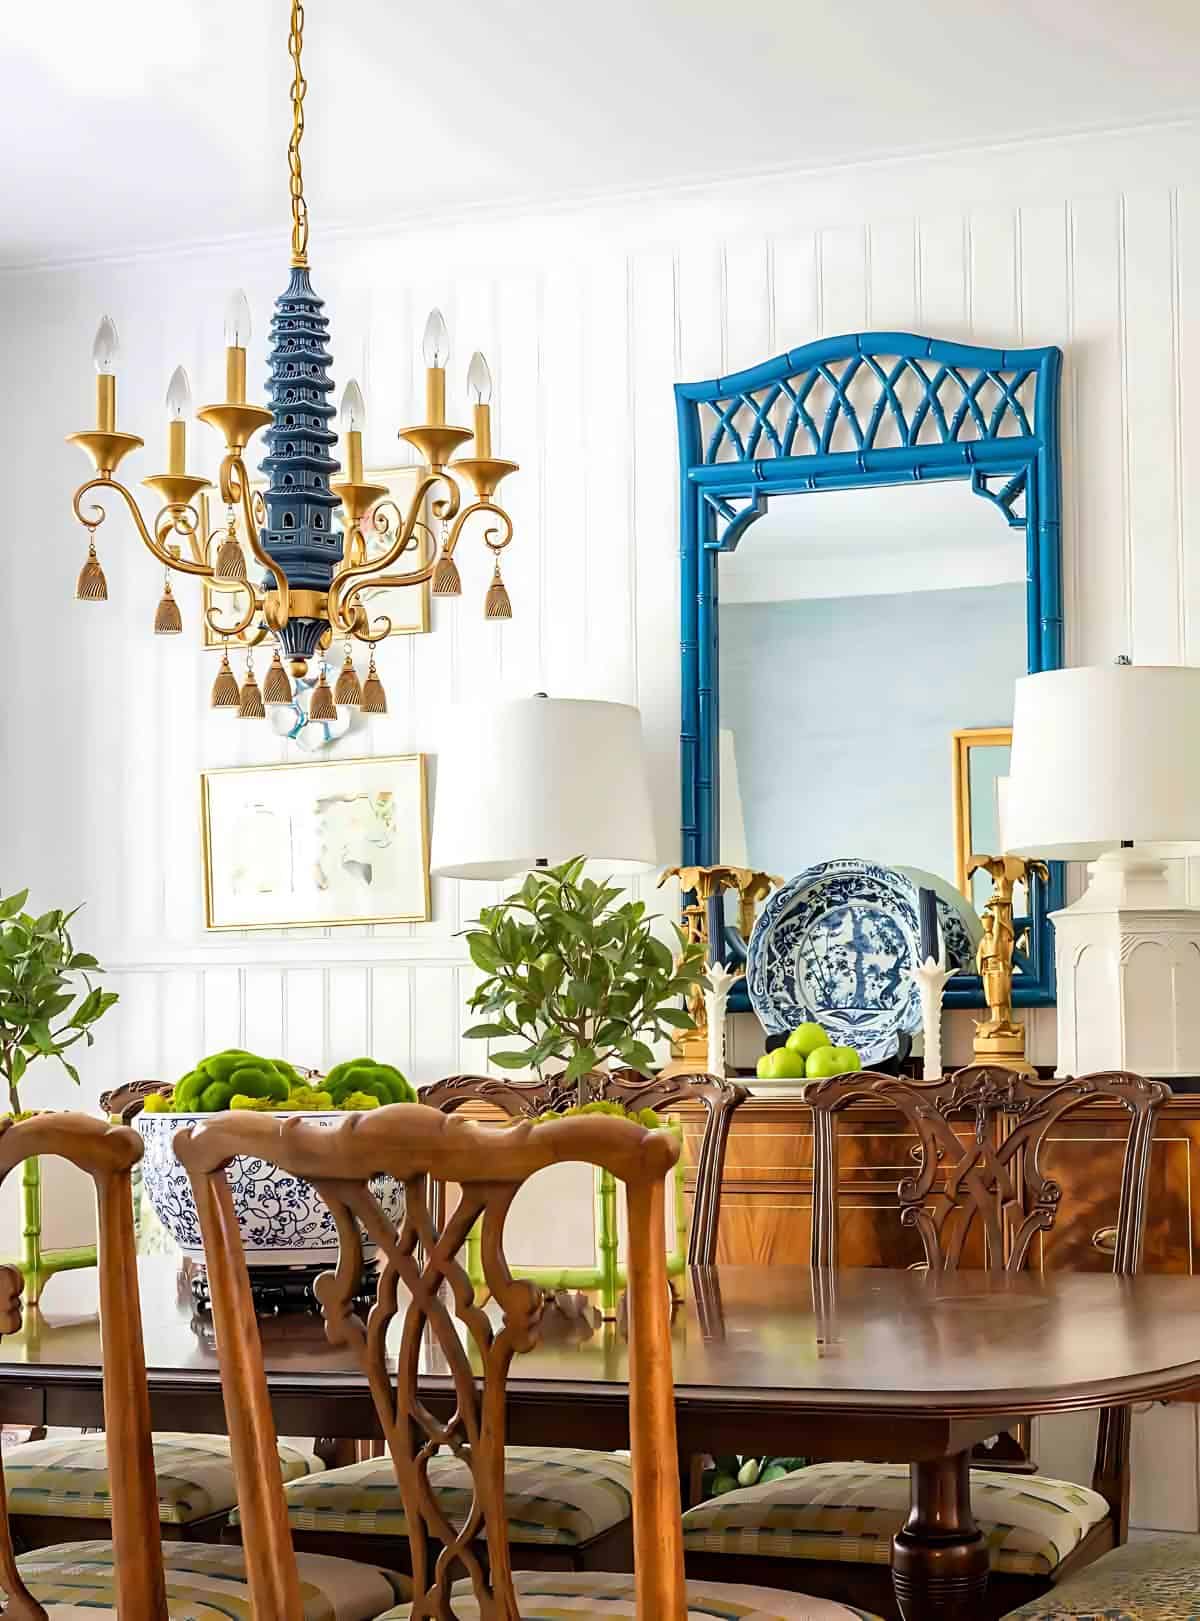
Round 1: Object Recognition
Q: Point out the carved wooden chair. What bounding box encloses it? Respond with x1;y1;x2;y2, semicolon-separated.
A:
178;1102;880;1620
0;1112;405;1619
680;1065;1169;1621
0;1083;326;1558
260;1068;748;1576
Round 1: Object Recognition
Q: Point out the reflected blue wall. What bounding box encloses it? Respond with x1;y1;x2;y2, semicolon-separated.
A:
718;581;1025;886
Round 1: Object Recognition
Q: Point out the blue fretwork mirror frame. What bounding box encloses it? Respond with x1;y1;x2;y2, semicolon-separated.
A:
675;332;1064;1013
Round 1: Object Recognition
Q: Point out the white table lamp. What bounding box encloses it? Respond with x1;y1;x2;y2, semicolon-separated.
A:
430;695;657;879
1005;664;1200;1076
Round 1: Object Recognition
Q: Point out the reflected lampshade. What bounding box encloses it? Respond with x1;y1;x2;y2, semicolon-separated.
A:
430;695;658;879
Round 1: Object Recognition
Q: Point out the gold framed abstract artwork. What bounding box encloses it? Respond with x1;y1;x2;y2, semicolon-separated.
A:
200;754;431;930
200;465;431;649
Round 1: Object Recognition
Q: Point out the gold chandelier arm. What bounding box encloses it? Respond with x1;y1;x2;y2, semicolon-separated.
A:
204;585;263;641
221;453;291;618
288;0;309;268
73;477;215;577
370;500;423;554
347;602;393;645
446;498;514;558
328;470;457;630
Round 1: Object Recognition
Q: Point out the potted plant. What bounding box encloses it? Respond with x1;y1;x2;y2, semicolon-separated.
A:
0;888;119;1300
462;856;707;1095
136;1053;415;1265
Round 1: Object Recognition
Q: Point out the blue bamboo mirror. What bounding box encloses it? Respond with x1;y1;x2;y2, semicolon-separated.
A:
675;333;1064;1018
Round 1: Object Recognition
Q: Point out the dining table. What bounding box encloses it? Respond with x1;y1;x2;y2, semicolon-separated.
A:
2;1257;1200;1620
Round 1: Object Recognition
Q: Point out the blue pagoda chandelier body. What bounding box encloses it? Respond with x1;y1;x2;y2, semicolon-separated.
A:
67;0;517;721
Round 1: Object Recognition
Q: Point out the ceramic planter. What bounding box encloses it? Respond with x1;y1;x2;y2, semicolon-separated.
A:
135;1110;404;1267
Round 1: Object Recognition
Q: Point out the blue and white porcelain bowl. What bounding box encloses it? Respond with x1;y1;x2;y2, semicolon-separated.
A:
135;1111;405;1267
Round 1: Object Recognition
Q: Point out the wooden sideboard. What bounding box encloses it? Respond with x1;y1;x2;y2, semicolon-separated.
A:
677;1093;1200;1275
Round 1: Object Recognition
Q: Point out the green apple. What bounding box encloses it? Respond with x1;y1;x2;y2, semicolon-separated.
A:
785;1022;832;1059
757;1046;809;1081
804;1044;862;1080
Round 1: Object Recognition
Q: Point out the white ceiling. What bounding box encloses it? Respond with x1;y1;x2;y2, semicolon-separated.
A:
3;0;1200;269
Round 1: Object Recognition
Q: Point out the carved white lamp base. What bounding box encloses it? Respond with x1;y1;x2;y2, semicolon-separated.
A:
1053;851;1200;1077
909;956;960;1080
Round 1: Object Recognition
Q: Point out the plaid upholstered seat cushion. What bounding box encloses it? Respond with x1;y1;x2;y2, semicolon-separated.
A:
381;1571;883;1618
14;1540;408;1619
681;1462;1110;1577
253;1446;632;1548
1002;1530;1200;1618
4;1433;322;1525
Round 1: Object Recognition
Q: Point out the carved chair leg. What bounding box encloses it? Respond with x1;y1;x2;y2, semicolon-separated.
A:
891;1452;988;1621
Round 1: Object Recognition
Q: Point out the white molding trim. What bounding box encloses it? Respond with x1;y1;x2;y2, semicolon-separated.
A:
106;937;471;974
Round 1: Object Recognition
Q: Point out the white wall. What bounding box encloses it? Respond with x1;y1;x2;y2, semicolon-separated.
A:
5;113;1200;1520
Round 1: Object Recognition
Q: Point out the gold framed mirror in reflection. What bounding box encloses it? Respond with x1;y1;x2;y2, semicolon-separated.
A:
952;725;1014;910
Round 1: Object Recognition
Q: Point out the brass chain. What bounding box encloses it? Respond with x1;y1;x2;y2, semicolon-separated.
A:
288;0;309;267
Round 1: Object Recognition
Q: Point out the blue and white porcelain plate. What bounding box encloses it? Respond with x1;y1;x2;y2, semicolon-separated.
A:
746;859;979;1064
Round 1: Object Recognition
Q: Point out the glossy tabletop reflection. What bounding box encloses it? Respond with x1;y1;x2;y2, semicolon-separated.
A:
5;1260;1200;1421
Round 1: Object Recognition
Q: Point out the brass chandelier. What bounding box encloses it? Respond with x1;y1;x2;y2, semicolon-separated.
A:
67;0;517;721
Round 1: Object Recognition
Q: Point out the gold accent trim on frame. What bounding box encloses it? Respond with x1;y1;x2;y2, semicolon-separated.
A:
199;753;432;931
952;726;1012;898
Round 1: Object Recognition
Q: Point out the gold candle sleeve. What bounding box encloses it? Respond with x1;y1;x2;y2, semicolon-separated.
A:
472;401;493;457
96;374;116;433
167;419;186;476
345;427;364;483
425;366;446;426
225;346;247;404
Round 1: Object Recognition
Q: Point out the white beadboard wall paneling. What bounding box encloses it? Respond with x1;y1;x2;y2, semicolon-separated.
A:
918;214;968;332
770;233;819;352
1124;190;1183;666
493;272;545;700
581;253;635;700
867;219;917;332
630;247;683;866
325;966;370;1070
283;968;325;1070
818;226;868;336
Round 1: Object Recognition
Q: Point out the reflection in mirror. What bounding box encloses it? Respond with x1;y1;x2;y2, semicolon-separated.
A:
718;480;1025;924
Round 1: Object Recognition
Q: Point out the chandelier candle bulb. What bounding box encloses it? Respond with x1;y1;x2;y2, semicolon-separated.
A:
165;366;191;476
92;316;118;432
223;290;252;404
340;380;366;482
467;351;493;456
423;309;449;424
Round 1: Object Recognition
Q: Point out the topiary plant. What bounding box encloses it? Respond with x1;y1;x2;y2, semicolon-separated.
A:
462;856;707;1093
0;889;118;1114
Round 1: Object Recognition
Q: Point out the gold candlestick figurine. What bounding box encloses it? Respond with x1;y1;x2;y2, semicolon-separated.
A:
658;865;782;1072
968;853;1050;1074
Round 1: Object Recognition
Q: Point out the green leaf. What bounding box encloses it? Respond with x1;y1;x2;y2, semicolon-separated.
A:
462;1023;514;1041
564;1046;600;1083
8;1050;26;1086
644;937;674;974
466;934;502;973
655;1007;696;1030
0;891;29;922
489;1050;535;1071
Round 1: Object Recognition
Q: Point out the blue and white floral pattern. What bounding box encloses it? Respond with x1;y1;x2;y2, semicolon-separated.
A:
136;1111;404;1266
746;860;978;1064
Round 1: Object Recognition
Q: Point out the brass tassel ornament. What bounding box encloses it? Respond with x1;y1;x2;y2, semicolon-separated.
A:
238;658;265;719
154;576;183;634
334;648;362;707
214;528;248;582
432;552;461;596
361;652;388;714
309;668;337;722
76;541;108;602
262;649;293;705
210;648;241;709
484;558;512;620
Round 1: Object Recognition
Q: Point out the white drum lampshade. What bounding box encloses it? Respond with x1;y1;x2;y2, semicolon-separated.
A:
1005;663;1200;1077
1006;665;1200;862
430;696;657;879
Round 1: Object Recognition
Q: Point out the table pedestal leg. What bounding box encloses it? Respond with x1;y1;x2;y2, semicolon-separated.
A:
892;1451;988;1620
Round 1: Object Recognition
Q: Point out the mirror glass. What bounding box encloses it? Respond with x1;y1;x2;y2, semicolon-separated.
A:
718;479;1025;929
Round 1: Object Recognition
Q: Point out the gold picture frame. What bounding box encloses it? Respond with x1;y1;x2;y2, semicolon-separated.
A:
200;465;432;648
952;726;1013;900
200;754;431;930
